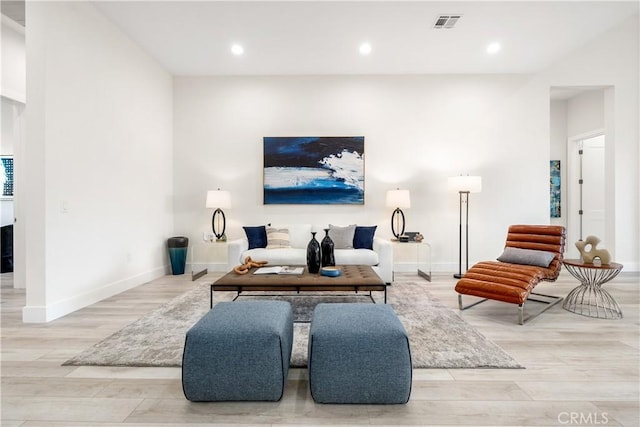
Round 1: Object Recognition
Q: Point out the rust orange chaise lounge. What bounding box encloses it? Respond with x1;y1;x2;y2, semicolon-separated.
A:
455;225;566;325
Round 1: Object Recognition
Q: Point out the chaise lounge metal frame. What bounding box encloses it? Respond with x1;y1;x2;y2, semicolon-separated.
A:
455;224;566;325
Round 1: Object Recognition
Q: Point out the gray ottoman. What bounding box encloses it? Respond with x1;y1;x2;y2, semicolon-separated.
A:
182;300;293;402
308;303;412;404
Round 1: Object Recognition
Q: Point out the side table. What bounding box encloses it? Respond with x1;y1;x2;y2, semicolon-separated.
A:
391;240;431;281
417;241;431;281
562;259;624;319
190;240;228;276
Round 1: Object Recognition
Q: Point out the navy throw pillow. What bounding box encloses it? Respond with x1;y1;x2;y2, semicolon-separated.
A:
353;225;377;249
243;226;267;249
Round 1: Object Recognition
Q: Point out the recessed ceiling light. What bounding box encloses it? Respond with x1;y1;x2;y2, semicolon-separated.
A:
486;42;501;54
231;44;244;56
359;43;372;56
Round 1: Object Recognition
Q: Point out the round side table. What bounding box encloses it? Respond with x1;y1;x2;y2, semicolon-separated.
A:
562;259;624;319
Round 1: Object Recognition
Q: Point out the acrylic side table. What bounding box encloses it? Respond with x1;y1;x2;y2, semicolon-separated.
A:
417;241;431;281
391;240;431;281
562;259;624;319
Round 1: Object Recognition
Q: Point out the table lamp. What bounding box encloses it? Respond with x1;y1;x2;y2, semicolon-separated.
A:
386;189;411;239
206;189;231;241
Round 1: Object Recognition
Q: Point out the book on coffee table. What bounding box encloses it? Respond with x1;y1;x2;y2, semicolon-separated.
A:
254;266;304;275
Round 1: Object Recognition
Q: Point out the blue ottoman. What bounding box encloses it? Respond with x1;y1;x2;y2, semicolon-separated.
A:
308;303;412;404
182;300;293;401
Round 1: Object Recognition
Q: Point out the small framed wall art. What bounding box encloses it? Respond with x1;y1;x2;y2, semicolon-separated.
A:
550;160;561;218
1;156;13;199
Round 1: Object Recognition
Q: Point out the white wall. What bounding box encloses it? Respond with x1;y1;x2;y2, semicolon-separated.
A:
567;91;605;137
550;99;567;228
174;74;552;272
23;2;174;322
0;98;21;226
1;16;26;103
540;14;639;269
175;15;639;272
1;16;26;232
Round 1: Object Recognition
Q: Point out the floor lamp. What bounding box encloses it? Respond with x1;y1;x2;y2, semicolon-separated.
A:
448;176;482;279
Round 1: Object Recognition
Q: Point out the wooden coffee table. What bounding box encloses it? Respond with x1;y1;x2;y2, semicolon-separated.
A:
210;265;387;307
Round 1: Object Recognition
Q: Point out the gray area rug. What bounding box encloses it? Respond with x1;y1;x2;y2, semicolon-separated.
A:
64;282;522;369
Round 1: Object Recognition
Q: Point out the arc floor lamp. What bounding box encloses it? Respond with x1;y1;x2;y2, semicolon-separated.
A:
448;175;482;278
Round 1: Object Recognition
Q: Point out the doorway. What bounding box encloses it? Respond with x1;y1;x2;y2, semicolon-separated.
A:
567;132;606;258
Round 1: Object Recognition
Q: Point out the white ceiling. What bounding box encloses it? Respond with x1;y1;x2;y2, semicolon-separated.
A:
89;1;639;76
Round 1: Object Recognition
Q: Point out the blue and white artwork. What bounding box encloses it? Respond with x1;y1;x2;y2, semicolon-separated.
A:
550;160;561;218
0;156;13;199
263;136;365;205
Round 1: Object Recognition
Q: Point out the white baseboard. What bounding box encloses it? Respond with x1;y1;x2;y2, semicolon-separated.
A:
618;261;639;272
394;262;459;274
22;267;167;323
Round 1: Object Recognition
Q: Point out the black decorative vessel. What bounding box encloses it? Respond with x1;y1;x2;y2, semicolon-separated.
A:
167;236;189;275
321;228;335;267
306;232;321;274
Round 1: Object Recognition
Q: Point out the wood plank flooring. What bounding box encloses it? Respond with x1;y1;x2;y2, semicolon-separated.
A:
1;270;638;426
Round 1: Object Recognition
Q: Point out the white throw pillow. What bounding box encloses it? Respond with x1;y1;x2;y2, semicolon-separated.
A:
266;227;290;249
269;224;311;248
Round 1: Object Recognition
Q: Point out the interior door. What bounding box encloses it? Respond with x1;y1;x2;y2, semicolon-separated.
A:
566;133;606;259
581;135;606;244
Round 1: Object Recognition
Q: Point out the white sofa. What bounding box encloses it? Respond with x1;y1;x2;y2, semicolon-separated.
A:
227;224;393;283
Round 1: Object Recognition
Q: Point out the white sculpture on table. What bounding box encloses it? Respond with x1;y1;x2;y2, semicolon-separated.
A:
575;235;611;265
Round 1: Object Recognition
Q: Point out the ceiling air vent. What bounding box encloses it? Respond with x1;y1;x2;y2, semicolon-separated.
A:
433;15;462;29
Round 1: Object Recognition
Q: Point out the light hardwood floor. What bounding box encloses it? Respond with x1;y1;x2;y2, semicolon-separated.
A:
1;270;638;426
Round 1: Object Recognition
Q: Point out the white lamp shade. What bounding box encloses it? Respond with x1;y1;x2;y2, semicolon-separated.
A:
448;176;482;193
386;189;411;208
206;190;231;209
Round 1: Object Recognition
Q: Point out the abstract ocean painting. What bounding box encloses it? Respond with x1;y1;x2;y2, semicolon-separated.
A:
263;136;364;204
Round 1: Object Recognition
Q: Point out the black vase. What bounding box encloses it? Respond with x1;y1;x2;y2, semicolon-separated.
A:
306;232;321;274
321;228;335;267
